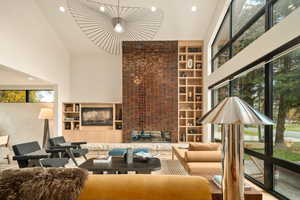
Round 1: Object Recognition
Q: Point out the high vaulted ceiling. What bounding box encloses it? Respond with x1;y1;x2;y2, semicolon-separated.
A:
36;0;219;56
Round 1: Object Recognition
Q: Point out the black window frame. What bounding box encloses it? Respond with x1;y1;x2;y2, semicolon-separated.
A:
209;35;300;200
0;89;56;103
211;0;285;72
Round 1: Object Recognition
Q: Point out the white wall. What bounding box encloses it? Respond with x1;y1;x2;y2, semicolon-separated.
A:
0;103;54;146
0;0;71;135
202;0;229;143
70;53;122;103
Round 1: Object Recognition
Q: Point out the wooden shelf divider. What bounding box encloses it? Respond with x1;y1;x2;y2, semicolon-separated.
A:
178;40;203;143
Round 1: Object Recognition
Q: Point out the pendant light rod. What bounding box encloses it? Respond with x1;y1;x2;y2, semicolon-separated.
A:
117;0;120;19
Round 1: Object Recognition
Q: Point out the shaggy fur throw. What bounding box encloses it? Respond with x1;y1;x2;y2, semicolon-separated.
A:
0;167;88;200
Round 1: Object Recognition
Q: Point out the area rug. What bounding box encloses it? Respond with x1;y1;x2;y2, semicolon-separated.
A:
154;159;188;175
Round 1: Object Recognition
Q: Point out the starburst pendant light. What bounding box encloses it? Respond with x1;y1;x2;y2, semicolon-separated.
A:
67;0;164;55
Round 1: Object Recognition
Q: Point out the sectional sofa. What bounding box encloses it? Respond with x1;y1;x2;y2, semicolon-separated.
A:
172;143;222;177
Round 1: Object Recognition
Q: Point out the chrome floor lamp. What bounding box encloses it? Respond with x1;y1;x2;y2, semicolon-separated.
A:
199;97;274;200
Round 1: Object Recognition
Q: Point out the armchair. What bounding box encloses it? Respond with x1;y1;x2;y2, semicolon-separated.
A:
48;136;88;166
12;141;69;168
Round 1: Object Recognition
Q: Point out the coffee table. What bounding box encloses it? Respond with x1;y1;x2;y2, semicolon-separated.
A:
79;157;161;174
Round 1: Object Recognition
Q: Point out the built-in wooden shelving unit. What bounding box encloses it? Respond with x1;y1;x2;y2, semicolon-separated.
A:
62;103;123;143
178;41;203;143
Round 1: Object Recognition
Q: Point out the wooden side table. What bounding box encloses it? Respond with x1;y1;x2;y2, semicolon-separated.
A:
210;180;263;200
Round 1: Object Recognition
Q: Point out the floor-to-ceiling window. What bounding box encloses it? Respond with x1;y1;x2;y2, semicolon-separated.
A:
210;43;300;200
211;0;300;72
210;1;300;199
211;82;230;140
271;47;300;199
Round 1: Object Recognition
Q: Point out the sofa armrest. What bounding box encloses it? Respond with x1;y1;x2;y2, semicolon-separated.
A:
185;151;221;162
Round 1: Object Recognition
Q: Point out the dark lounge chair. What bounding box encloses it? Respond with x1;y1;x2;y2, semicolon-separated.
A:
12;141;69;168
48;136;88;166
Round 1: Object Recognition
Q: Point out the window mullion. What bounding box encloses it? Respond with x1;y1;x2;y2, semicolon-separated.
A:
264;62;274;191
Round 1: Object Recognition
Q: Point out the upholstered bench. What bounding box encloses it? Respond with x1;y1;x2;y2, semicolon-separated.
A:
108;148;149;156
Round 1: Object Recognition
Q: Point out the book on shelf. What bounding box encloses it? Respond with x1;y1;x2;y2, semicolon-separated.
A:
212;175;252;190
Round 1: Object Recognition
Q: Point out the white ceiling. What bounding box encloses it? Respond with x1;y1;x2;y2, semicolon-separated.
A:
36;0;219;56
0;65;53;86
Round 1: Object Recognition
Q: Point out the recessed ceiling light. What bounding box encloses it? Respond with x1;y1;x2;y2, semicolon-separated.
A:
151;6;157;12
191;6;197;12
59;6;66;13
99;6;105;12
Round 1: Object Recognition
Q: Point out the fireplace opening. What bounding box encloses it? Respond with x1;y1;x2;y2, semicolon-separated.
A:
131;130;171;143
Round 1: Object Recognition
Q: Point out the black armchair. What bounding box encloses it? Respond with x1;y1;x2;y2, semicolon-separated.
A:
48;136;88;166
12;141;69;168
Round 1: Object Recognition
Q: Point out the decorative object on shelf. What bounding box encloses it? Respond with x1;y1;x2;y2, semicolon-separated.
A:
67;0;164;55
74;123;80;130
179;87;186;93
188;91;193;101
188;47;201;53
39;108;54;148
195;63;202;69
187;59;193;69
199;97;274;200
179;55;185;61
116;123;123;130
195;95;201;102
180;72;187;77
195;87;201;93
188;129;196;134
75;104;80;112
65;106;73;112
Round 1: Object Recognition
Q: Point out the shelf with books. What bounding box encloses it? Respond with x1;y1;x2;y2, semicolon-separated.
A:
177;40;203;143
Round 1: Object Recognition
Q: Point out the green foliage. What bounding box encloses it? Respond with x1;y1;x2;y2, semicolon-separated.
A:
273;0;300;25
0;91;26;103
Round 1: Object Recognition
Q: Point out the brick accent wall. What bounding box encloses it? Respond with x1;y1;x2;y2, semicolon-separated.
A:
122;41;178;142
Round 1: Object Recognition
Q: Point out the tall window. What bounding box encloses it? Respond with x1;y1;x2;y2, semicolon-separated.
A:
232;15;265;56
212;12;230;56
232;0;266;36
273;0;300;25
272;46;300;200
211;83;229;140
211;0;300;72
232;66;265;151
210;44;300;199
272;47;300;161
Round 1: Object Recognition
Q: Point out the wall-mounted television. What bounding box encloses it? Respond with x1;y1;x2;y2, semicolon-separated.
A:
81;107;113;126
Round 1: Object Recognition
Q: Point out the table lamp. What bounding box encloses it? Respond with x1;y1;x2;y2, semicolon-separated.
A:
39;108;54;148
199;97;274;200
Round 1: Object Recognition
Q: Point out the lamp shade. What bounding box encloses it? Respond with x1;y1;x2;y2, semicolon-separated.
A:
200;97;274;125
39;108;54;120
